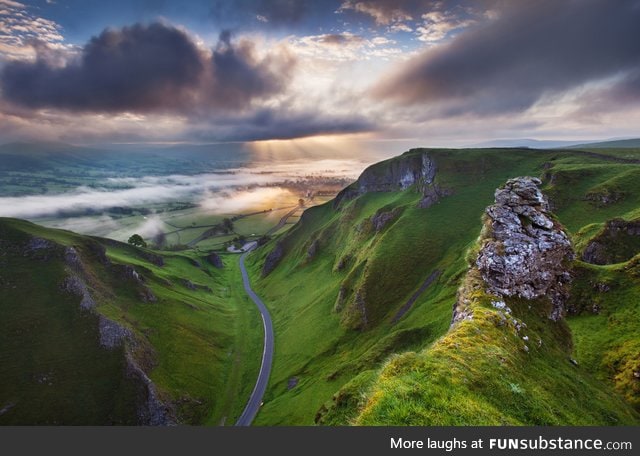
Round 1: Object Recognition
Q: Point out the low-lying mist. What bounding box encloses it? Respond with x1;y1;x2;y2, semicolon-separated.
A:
0;159;362;219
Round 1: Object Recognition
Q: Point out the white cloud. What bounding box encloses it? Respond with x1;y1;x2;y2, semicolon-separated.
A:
0;0;69;60
416;11;474;43
338;1;412;25
389;23;413;33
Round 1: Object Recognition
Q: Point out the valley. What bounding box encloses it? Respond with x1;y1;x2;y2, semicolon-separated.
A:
1;144;640;426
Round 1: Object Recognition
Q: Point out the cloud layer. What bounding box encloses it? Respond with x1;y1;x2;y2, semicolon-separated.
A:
1;23;294;113
373;0;640;116
1;0;640;145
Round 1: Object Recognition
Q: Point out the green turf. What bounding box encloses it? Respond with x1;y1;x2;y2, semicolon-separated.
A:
244;147;640;425
0;217;261;425
3;146;640;426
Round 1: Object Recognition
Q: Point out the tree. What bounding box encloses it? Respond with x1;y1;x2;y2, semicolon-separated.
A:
222;218;234;233
128;234;147;248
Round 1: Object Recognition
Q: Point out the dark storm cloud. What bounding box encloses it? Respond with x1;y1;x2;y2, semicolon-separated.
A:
207;30;295;109
191;109;374;142
2;23;202;112
373;0;640;115
1;23;294;113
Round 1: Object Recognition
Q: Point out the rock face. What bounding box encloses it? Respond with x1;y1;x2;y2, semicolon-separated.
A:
56;241;173;424
140;251;164;267
582;218;640;265
262;241;284;277
371;208;401;232
98;315;132;349
206;252;224;269
333;151;443;208
62;275;96;310
307;239;320;259
475;177;574;321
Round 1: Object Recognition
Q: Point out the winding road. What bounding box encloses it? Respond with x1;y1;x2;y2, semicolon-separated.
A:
235;242;274;426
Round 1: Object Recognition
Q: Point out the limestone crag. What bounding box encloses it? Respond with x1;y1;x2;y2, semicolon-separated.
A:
475;177;574;321
582;218;640;265
262;241;284;277
333;151;443;208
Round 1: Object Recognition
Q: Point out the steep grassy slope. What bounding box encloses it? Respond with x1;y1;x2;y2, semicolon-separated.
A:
247;147;640;425
343;177;638;425
0;218;261;425
350;271;637;425
567;261;640;411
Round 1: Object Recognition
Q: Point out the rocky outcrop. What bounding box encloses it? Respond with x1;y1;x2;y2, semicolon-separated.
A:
178;278;211;293
333;151;444;208
354;290;368;329
471;177;574;321
334;285;348;312
262;241;284;277
371;208;401;232
585;189;626;207
582;218;640;265
57;244;173;424
335;254;352;272
206;252;224;269
62;275;96;310
112;263;157;302
25;237;54;252
181;279;197;290
141;252;164;267
98;315;133;349
307;239;320;259
138;286;157;303
85;241;110;265
23;237;60;261
125;353;176;426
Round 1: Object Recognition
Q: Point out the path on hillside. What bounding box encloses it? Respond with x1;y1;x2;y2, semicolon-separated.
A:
235;241;274;426
266;206;301;236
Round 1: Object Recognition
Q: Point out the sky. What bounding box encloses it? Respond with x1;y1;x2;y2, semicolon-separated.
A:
1;0;640;149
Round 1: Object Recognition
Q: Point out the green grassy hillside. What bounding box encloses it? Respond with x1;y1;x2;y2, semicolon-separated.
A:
0;218;261;425
247;147;640;425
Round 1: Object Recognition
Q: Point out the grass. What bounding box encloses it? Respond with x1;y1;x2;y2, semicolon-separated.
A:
245;147;640;425
567;261;640;410
3;146;640;425
0;217;261;425
0;220;139;424
352;267;638;425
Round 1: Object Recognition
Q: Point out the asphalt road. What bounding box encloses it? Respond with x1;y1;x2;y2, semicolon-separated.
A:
235;242;274;426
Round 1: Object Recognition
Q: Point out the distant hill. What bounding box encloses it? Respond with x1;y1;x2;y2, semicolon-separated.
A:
569;138;640;149
468;138;588;149
469;137;640;149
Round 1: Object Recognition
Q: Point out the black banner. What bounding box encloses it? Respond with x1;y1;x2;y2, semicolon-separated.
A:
0;426;637;456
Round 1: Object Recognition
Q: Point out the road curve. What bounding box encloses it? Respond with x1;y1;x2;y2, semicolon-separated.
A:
235;242;274;426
